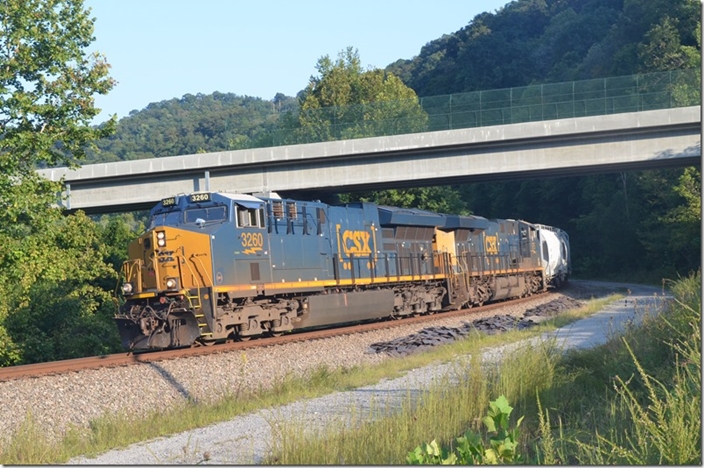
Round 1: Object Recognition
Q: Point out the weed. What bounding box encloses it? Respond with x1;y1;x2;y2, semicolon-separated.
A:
407;395;524;465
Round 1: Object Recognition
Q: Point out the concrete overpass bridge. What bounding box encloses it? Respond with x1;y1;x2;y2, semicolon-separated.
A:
38;71;701;214
38;107;700;214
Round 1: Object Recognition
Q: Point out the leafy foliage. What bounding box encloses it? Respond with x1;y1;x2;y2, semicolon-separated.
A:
0;212;124;364
0;208;127;364
461;169;701;281
0;0;116;186
0;0;121;365
93;212;147;273
407;395;524;465
339;186;469;215
388;0;700;94
279;47;427;144
277;47;467;212
87;92;295;162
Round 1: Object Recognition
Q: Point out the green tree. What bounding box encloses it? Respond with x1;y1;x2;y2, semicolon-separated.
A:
89;92;288;162
4;214;122;363
634;168;702;276
339;186;469;215
670;167;701;223
0;0;118;365
638;16;693;72
0;0;116;180
284;47;428;144
283;48;466;213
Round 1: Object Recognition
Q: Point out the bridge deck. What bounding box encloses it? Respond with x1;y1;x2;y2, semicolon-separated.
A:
38;106;701;213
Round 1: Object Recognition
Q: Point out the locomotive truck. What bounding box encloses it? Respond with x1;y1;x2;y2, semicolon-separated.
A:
115;191;570;350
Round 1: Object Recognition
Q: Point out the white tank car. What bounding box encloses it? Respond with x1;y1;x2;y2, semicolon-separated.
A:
533;224;571;287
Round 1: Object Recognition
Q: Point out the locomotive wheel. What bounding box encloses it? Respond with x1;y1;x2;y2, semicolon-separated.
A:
265;320;284;338
230;329;251;342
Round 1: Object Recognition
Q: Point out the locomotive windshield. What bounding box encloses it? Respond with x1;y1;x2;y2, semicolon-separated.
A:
149;204;228;228
184;205;228;225
149;209;181;228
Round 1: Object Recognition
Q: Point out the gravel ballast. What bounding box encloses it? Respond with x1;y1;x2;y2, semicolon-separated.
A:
0;281;668;464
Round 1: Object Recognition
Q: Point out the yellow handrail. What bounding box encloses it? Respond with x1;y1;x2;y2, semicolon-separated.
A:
174;254;203;309
191;254;213;287
122;259;143;287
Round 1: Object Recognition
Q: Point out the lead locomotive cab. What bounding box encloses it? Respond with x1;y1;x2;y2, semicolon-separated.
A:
116;192;231;350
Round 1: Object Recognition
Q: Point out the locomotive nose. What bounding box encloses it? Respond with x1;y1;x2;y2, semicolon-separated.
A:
117;225;215;350
121;228;183;294
121;225;214;298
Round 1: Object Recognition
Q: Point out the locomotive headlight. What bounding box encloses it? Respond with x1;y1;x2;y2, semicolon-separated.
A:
156;231;166;247
165;277;179;290
121;282;134;295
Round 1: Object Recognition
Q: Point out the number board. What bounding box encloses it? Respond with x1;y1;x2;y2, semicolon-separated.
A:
189;193;211;203
161;197;177;207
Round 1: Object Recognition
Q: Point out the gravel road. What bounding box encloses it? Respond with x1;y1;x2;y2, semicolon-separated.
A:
0;281;669;464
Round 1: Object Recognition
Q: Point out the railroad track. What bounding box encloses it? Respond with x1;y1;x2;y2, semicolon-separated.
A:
0;293;552;382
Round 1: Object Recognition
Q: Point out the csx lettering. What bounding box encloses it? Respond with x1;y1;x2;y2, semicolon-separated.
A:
342;230;371;257
485;235;498;254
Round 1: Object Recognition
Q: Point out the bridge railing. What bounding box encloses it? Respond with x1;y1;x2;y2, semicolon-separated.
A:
268;69;699;147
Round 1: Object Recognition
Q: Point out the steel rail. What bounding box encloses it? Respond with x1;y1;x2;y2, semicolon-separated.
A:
0;292;551;382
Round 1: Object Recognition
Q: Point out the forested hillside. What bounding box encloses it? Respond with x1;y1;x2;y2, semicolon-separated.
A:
87;93;297;162
387;0;700;94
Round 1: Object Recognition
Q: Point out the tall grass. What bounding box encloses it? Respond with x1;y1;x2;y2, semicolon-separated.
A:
267;296;620;465
568;272;701;465
268;338;565;464
266;274;700;465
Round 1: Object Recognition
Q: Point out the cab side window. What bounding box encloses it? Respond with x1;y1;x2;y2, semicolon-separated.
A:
236;206;265;228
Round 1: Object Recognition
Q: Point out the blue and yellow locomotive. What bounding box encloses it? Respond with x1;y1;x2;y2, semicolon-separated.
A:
116;191;568;350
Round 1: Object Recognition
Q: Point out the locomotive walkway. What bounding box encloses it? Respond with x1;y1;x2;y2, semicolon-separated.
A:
68;280;670;464
38;70;701;214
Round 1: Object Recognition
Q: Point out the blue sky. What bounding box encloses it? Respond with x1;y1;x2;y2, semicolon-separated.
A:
86;0;510;124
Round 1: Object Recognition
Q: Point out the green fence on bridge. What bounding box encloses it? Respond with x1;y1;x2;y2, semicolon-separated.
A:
268;68;700;147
